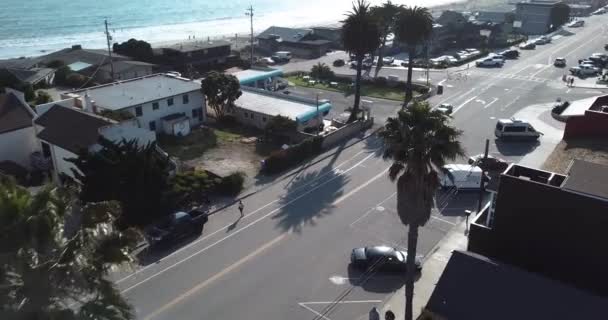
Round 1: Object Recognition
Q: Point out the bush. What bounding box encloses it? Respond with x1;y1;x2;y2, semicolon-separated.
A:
217;172;245;196
262;137;323;174
333;59;345;67
375;76;388;86
552;101;570;115
65;73;88;88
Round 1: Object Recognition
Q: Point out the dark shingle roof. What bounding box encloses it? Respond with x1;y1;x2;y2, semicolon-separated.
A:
100;60;156;74
257;26;312;42
562;160;608;200
162;40;232;53
0;92;34;134
426;251;608;320
3;67;54;84
476;11;510;23
35;105;113;154
38;47;129;66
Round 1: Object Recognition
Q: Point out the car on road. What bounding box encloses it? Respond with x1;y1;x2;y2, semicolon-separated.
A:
554;57;566;67
145;209;209;248
593;8;606;15
383;56;395;64
476;57;503;67
351;246;422;272
468;154;509;173
260;57;276;65
440;164;484;190
570;64;600;76
519;41;536;50
568;20;584;28
436;103;453;115
495;118;542;140
489;53;506;62
499;49;520;59
350;59;373;69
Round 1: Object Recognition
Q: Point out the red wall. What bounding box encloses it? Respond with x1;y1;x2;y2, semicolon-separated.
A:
563;110;608;139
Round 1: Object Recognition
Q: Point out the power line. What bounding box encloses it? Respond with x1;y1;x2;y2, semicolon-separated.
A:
104;19;115;81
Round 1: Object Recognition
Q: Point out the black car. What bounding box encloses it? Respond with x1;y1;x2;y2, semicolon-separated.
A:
499;49;519;59
351;246;422;272
145;209;209;248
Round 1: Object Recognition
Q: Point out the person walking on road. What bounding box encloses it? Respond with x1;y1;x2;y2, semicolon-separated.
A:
238;200;244;217
570;77;575;87
369;307;380;320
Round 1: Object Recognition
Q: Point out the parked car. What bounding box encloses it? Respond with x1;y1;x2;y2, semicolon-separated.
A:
440;164;484;190
382;56;395;64
468;154;509;173
499;49;519;59
495;118;542;140
570;64;600;76
261;57;276;65
554;57;566;67
533;36;551;45
351;246;422;272
568;20;584;27
519;41;536;50
436;103;453;115
489;54;506;62
145;209;209;248
333;59;345;67
476;57;502;67
273;51;292;62
592;8;606;15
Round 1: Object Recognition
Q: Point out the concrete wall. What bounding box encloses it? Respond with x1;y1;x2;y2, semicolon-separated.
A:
321;118;373;149
563;110;608;139
104;90;206;133
98;65;155;82
0;126;40;168
97;120;157;147
516;3;553;35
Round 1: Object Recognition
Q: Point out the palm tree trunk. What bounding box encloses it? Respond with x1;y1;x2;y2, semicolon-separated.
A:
375;36;388;78
349;55;364;123
404;45;415;108
405;224;419;320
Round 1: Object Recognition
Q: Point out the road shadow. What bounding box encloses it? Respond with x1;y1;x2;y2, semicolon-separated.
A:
134;232;201;266
494;139;540;156
272;168;348;233
346;263;416;293
363;131;384;157
435;189;483;217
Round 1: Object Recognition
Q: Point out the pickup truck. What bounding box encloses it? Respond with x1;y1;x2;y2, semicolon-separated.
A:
570;64;600;76
145;208;209;247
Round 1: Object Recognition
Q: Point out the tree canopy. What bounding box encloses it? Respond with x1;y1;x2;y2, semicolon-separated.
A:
112;38;153;60
66;138;173;228
370;1;401;77
0;176;140;319
200;71;242;120
310;62;334;80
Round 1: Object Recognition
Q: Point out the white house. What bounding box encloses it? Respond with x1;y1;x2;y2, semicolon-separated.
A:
34;99;156;184
0;88;40;168
63;73;206;136
233;87;332;132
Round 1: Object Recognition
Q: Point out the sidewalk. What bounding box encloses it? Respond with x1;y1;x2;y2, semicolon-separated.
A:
379;221;468;320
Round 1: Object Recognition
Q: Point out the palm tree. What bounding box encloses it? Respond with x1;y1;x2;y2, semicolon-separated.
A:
394;6;433;106
341;0;381;122
371;1;400;78
379;101;464;320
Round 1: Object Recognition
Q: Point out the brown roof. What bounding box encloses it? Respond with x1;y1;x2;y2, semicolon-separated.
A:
35;105;113;154
562;160;608;200
0;92;34;134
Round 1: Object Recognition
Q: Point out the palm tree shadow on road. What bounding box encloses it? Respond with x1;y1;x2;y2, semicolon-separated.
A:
272;168;349;233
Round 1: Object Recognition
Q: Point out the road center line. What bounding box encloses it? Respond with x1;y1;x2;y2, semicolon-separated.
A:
483;97;499;109
452;95;478;114
120;152;380;293
143;233;287;320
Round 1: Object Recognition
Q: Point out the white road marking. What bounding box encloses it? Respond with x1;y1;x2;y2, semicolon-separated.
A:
500;95;521;111
483;97;499;109
452;95;478;114
297;299;384;320
116;147;373;285
120;152;381;293
475;99;486;104
333;168;389;206
349;192;396;227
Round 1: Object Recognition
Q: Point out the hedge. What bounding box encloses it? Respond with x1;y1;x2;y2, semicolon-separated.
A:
262;136;323;174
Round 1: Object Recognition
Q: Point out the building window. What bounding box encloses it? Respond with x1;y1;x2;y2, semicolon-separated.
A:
244;112;248;118
250;113;254;119
262;117;267;122
192;109;198;118
167;97;174;106
183;94;189;104
152;102;159;110
135;106;143;117
149;121;156;131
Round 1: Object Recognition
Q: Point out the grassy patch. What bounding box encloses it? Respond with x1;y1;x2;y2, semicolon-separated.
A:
158;127;218;161
214;129;242;144
286;76;406;101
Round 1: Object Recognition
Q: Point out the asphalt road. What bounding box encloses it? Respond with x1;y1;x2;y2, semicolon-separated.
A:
117;14;608;320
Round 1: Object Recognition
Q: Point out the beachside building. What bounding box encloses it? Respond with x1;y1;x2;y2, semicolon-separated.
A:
231;67;284;90
33;99;156;184
157;40;232;69
0;89;40;168
515;1;558;35
98;60;157;82
233;87;331;132
256;26;332;59
63;73;206;136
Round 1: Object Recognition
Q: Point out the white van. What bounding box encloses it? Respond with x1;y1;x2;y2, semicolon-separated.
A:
440;164;483;190
274;51;292;62
495;118;542;140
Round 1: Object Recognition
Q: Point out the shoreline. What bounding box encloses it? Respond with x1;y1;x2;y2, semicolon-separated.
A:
1;0;511;61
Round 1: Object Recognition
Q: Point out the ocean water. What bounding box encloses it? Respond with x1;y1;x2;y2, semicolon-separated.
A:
0;0;461;59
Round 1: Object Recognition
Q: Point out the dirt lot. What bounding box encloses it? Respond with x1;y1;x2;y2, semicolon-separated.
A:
543;138;608;173
158;125;276;186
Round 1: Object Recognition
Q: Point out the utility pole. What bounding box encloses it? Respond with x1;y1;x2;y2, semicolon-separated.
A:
478;139;490;214
245;5;254;66
104;19;115;81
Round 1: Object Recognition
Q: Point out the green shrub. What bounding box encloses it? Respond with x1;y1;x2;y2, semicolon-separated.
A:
333;59;345;67
65;73;88;88
262;136;323;174
217;172;245;196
